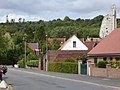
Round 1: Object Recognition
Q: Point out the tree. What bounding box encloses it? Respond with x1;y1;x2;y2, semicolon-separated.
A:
79;53;87;64
64;16;71;21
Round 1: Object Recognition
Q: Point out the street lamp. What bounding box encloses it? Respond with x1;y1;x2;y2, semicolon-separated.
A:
45;22;48;71
45;34;48;71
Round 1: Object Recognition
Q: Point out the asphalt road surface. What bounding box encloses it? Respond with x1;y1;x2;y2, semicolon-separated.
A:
2;67;120;90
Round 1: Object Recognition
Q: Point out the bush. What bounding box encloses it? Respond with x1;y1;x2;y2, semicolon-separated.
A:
48;62;78;74
17;59;25;68
27;60;38;67
97;61;108;68
108;61;120;68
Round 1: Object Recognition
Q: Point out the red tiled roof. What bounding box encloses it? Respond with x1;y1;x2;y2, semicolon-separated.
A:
84;41;99;52
88;28;120;56
28;43;39;51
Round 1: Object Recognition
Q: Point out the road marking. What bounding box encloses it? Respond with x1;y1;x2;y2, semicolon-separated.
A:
11;68;120;90
102;78;110;80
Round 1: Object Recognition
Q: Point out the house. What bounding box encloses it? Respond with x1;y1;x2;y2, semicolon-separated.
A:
28;43;40;56
88;28;120;63
59;35;88;50
43;35;89;63
40;34;100;70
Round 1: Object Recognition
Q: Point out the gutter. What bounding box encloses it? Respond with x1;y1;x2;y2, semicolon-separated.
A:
87;53;120;57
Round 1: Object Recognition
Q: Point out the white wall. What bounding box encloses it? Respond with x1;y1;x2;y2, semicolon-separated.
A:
61;35;88;50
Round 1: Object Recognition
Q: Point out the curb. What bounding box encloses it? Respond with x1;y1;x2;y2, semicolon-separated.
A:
0;80;13;90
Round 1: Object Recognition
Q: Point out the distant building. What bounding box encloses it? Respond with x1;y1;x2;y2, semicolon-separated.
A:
99;4;117;38
28;43;40;56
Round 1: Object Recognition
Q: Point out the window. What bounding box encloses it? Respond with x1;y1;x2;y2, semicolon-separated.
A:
94;58;97;64
73;41;76;47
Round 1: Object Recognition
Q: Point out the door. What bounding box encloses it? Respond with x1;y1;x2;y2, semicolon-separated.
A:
80;64;87;75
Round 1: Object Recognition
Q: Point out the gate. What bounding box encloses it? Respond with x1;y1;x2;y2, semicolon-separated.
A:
80;64;87;75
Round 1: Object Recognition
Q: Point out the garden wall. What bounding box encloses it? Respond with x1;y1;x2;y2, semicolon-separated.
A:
89;64;120;78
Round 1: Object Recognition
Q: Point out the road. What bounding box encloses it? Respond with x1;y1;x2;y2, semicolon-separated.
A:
2;67;120;90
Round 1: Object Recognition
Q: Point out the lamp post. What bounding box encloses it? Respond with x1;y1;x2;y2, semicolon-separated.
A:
46;34;48;71
45;22;48;71
25;39;27;68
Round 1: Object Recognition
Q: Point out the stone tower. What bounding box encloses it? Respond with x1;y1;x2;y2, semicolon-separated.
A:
99;4;117;38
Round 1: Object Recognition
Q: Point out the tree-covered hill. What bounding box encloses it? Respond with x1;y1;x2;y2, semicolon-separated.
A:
0;15;120;65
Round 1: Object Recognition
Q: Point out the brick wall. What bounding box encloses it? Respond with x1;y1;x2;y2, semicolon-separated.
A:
89;64;120;78
108;68;120;78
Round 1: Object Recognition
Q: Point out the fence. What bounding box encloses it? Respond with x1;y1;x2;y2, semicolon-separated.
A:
89;64;120;78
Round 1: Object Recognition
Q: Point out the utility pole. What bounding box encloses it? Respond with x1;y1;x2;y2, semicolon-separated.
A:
45;23;48;71
25;39;27;68
23;34;27;69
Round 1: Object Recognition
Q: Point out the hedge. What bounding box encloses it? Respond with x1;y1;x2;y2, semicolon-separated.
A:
17;59;25;68
48;62;78;74
27;60;39;67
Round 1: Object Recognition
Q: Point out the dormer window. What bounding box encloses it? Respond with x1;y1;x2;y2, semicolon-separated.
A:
73;41;76;47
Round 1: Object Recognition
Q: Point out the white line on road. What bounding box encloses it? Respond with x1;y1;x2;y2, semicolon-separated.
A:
11;68;120;90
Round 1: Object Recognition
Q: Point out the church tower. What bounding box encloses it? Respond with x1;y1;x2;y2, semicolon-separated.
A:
99;4;117;38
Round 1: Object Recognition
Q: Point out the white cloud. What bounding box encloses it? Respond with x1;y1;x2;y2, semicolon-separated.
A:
0;0;120;22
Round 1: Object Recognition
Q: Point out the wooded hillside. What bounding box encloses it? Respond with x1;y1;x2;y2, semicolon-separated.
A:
0;15;120;65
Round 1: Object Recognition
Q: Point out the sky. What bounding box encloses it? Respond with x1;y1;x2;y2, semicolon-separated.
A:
0;0;120;23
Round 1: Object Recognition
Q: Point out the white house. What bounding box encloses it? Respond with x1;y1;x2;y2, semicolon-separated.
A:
59;35;88;50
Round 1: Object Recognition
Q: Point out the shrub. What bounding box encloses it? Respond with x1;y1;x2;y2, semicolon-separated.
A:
48;62;78;74
97;61;108;68
108;61;120;68
17;59;25;68
27;60;38;67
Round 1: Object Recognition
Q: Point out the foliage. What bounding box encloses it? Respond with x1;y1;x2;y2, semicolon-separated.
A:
48;39;61;50
108;61;120;68
48;62;78;74
97;61;120;68
27;60;38;67
17;59;25;68
80;53;87;64
97;61;108;68
0;15;114;65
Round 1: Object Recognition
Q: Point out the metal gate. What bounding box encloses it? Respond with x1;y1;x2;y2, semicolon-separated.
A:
80;64;87;75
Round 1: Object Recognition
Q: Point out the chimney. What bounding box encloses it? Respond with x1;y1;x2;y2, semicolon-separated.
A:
73;32;77;36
